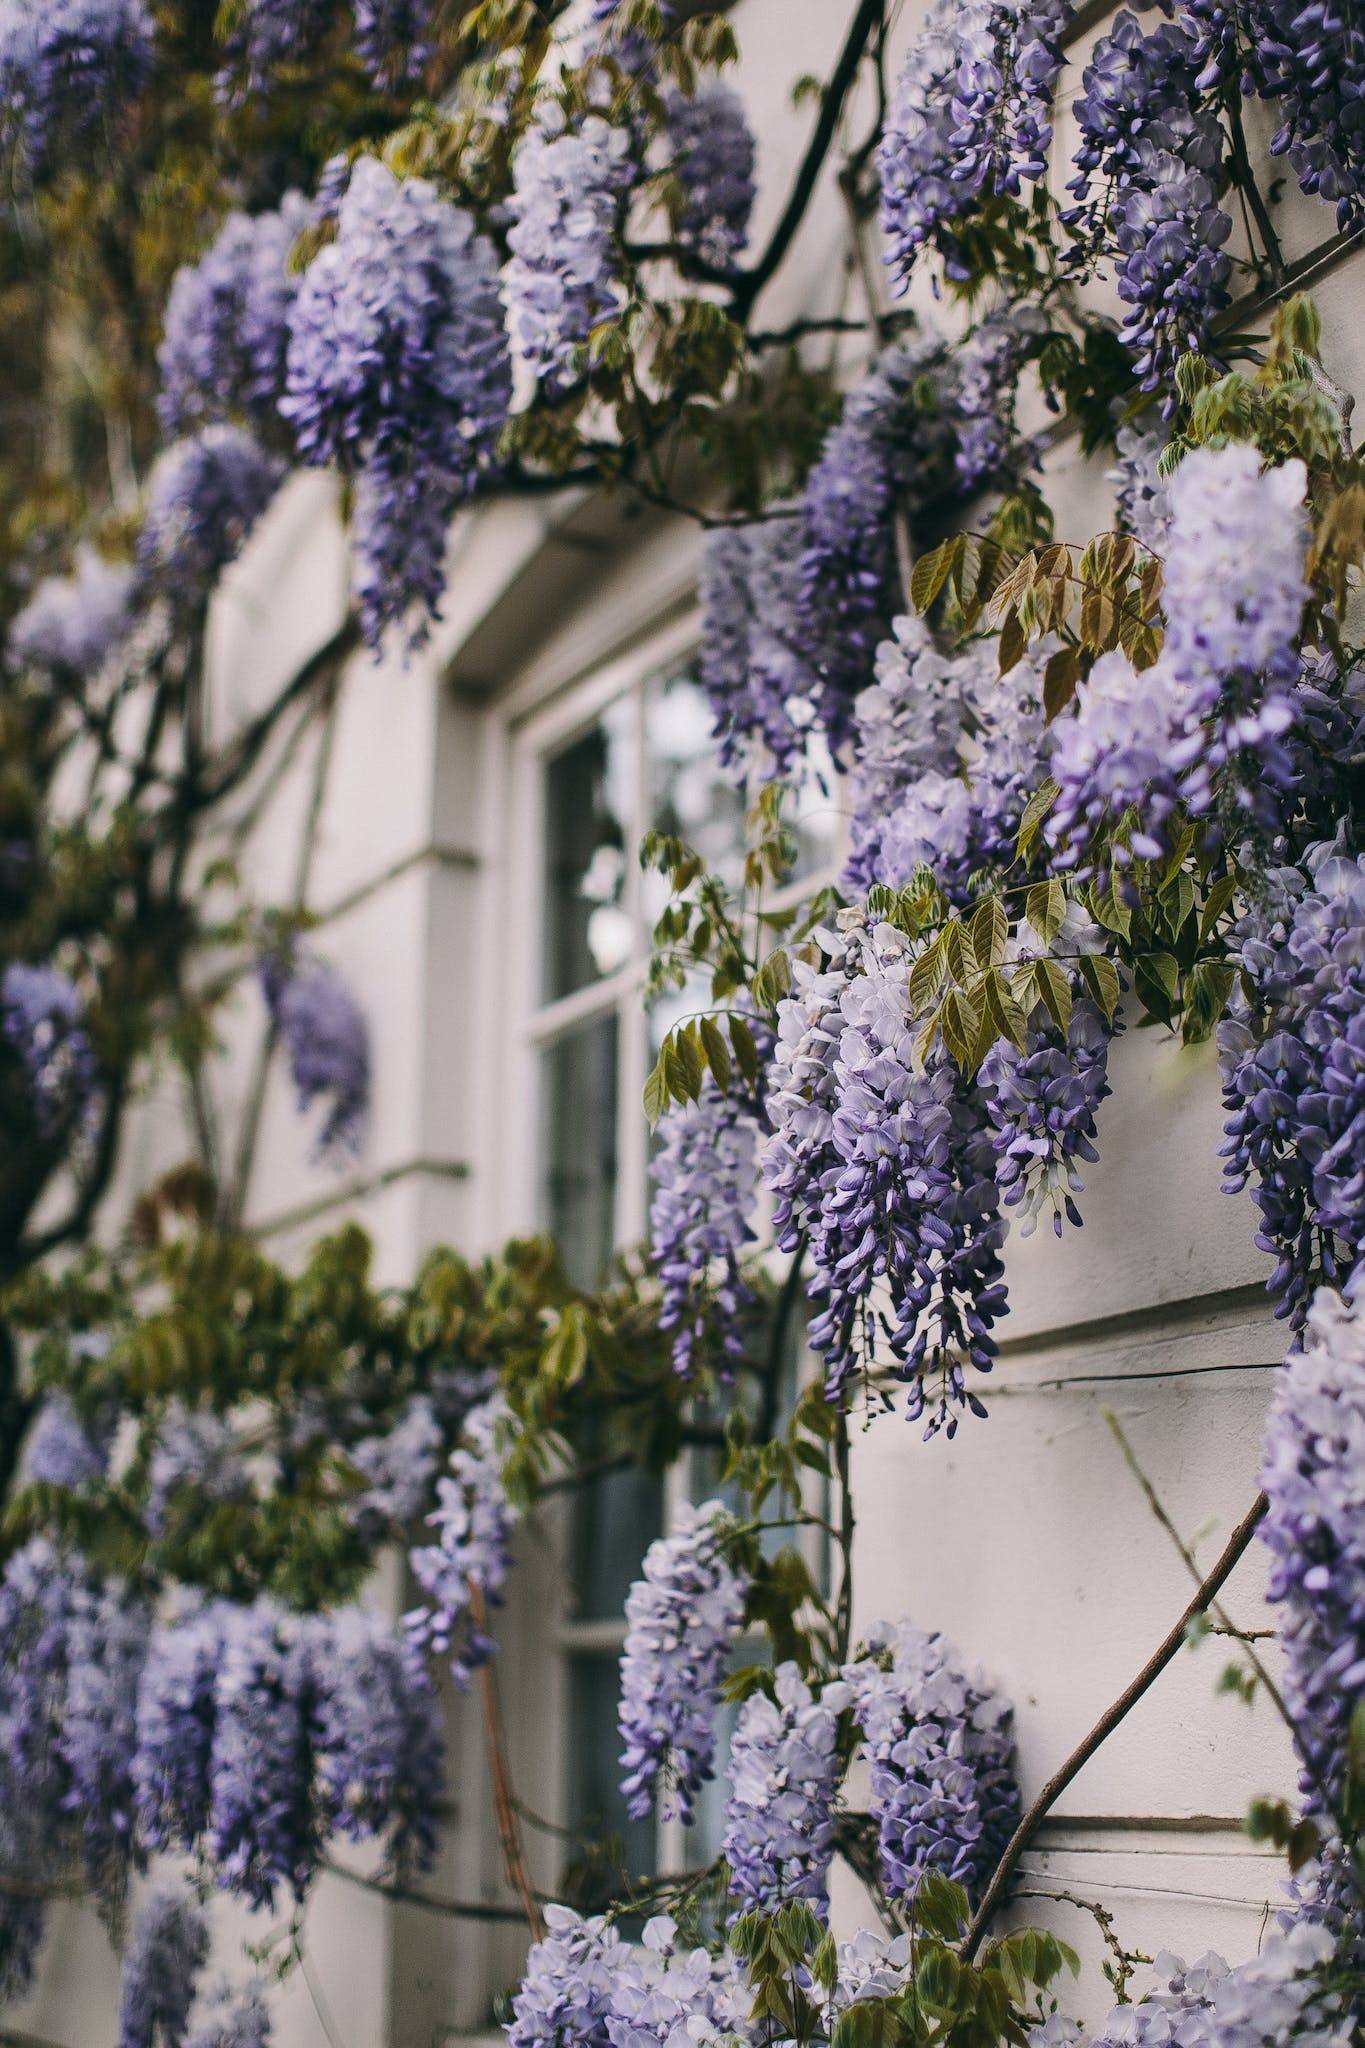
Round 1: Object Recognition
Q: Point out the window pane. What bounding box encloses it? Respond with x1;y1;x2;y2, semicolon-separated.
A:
644;667;745;926
542;701;635;1003
566;1651;656;1903
539;1013;619;1288
570;1464;664;1623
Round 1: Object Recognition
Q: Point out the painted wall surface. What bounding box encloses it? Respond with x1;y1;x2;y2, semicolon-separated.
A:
12;0;1364;2041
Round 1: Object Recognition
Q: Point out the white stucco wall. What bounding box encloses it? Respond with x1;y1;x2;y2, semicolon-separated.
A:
11;1;1364;2042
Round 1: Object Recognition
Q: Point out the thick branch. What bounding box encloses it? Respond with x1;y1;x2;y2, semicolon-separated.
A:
962;1491;1270;1960
733;0;885;314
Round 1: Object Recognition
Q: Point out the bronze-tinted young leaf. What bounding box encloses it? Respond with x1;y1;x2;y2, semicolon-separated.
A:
909;535;961;615
1042;644;1080;722
998;606;1028;674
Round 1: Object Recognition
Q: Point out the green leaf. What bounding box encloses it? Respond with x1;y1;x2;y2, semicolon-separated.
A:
939;986;981;1071
1034;955;1072;1035
908;935;947;1012
643;1055;669;1128
1078;952;1121;1024
1016;777;1060;860
1199;873;1238;940
729;1013;760;1087
1088;872;1133;941
909;536;961;615
1024;878;1065;944
699;1015;731;1090
967;894;1008;972
981;966;1030;1051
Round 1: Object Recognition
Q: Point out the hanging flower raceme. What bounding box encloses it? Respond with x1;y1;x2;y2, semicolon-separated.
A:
507;1906;623;2048
1259;1270;1365;1851
1108;416;1172;554
208;1600;316;1908
259;951;370;1159
1066;12;1230;395
2;963;97;1134
135;1602;223;1855
406;1396;516;1687
353;0;434;91
697;513;819;775
347;1394;443;1536
185;1984;273;2048
649;1064;766;1379
1235;0;1365;235
1218;847;1365;1323
117;1883;210;2048
847;1620;1019;1907
310;1608;444;1872
137;428;283;599
158;198;311;439
282;158;511;648
722;1663;849;1919
0;0;154;174
9;548;133;686
1029;1924;1350;2048
878;0;1070;284
145;1407;252;1534
216;0;332;95
662;82;756;271
503;106;635;396
618;1499;748;1823
765;917;1008;1435
508;1909;755;2048
20;1392;111;1489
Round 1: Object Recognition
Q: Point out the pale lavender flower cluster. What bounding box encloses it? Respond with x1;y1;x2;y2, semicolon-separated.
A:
186;1984;273;2048
207;1601;316;1907
310;1607;443;1871
982;989;1114;1239
406;1396;516;1686
650;1077;764;1378
1108;416;1171;553
662;83;755;271
1218;848;1365;1321
796;337;958;752
117;1883;210;2048
764;919;1008;1434
722;1663;848;1919
847;1620;1019;1906
1030;1925;1350;2048
217;0;332;95
1259;1271;1365;1840
2;962;97;1133
20;1392;110;1488
1044;652;1181;874
1066;13;1230;394
1240;0;1365;234
698;513;818;774
158;198;311;438
137;428;283;598
0;0;153;172
503;108;635;395
9;548;133;683
259;951;369;1159
618;1500;747;1823
347;1393;443;1536
953;304;1045;492
507;1909;754;2048
146;1406;251;1533
133;1603;222;1853
282;159;510;646
354;0;434;91
878;0;1071;284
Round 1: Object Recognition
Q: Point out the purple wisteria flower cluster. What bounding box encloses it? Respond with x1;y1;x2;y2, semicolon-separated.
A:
20;1392;111;1489
508;1909;754;2048
117;1883;209;2048
722;1663;849;1920
1047;445;1310;873
0;0;153;173
259;950;370;1160
698;511;818;775
311;1607;443;1871
217;0;333;95
1066;11;1230;395
1219;847;1365;1322
878;0;1072;284
185;1983;272;2048
159;198;311;439
282;158;511;647
1238;0;1365;234
145;1406;251;1534
353;0;434;91
1;962;96;1133
1108;416;1172;554
9;548;133;684
847;1620;1019;1907
137;428;283;599
649;1071;765;1378
1259;1269;1365;1849
503;108;635;396
618;1499;747;1823
347;1393;443;1536
764;917;1007;1435
1029;1924;1351;2048
406;1396;516;1687
662;83;756;271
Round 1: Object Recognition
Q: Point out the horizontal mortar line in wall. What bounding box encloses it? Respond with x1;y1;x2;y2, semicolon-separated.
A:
315;841;482;927
1033;1814;1254;1837
991;1358;1282;1397
250;1155;470;1240
993;1281;1273;1362
1016;1867;1275;1911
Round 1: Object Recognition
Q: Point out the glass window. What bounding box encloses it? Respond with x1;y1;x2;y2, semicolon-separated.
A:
542;697;636;1003
566;1652;657;1907
539;1013;619;1289
570;1464;664;1625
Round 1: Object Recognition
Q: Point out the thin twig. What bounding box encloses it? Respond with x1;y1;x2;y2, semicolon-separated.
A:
319;1856;539;1924
961;1492;1269;1959
469;1581;545;1939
